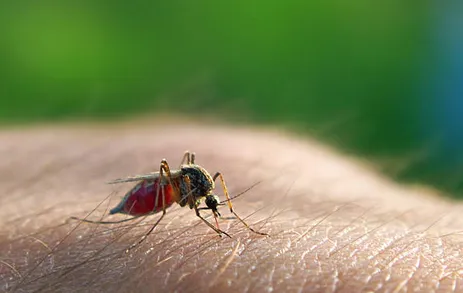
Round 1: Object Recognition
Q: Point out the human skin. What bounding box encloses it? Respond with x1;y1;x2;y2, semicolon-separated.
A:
1;121;463;293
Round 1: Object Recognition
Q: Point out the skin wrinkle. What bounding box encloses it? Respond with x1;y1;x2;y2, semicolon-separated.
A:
403;253;422;291
340;231;415;291
404;238;458;287
120;221;229;291
13;191;124;290
2;123;463;292
363;214;448;288
25;210;166;292
328;210;411;260
1;139;112;206
22;232;118;292
363;237;437;292
64;198;119;277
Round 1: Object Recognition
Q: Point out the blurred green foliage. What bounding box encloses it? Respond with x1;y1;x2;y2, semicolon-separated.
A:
4;1;455;196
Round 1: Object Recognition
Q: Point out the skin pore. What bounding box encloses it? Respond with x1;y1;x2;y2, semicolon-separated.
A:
1;122;463;293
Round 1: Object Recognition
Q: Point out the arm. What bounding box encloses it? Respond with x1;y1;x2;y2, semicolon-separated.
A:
1;123;463;292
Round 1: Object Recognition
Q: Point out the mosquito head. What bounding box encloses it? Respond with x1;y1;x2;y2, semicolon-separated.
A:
205;194;222;217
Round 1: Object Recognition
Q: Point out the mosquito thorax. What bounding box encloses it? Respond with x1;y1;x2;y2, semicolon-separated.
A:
180;164;215;198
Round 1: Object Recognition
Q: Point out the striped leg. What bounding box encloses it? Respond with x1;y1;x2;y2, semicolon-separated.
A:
213;172;268;236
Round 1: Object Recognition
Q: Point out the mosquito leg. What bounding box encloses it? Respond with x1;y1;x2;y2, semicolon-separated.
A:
126;192;166;252
126;160;170;252
154;160;171;208
194;204;230;238
69;216;143;225
184;175;230;238
179;150;195;166
179;151;190;167
200;204;221;229
213;172;268;236
70;195;142;224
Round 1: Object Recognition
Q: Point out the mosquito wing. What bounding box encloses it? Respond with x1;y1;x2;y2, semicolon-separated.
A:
106;169;183;184
106;172;160;184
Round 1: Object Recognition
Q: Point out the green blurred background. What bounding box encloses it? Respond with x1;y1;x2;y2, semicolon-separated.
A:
2;1;463;197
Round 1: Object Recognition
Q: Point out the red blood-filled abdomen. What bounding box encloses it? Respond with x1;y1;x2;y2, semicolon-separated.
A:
110;179;176;216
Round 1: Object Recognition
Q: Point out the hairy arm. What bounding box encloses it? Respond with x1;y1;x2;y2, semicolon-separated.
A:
1;122;463;293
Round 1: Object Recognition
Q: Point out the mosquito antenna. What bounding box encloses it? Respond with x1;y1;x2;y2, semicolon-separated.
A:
219;181;262;204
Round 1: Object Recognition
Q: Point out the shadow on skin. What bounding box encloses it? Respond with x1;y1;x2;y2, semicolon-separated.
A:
1;121;463;292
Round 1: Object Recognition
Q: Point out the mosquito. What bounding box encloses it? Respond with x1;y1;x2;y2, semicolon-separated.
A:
72;151;267;250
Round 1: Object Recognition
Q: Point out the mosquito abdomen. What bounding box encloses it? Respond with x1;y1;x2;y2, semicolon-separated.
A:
110;179;176;216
